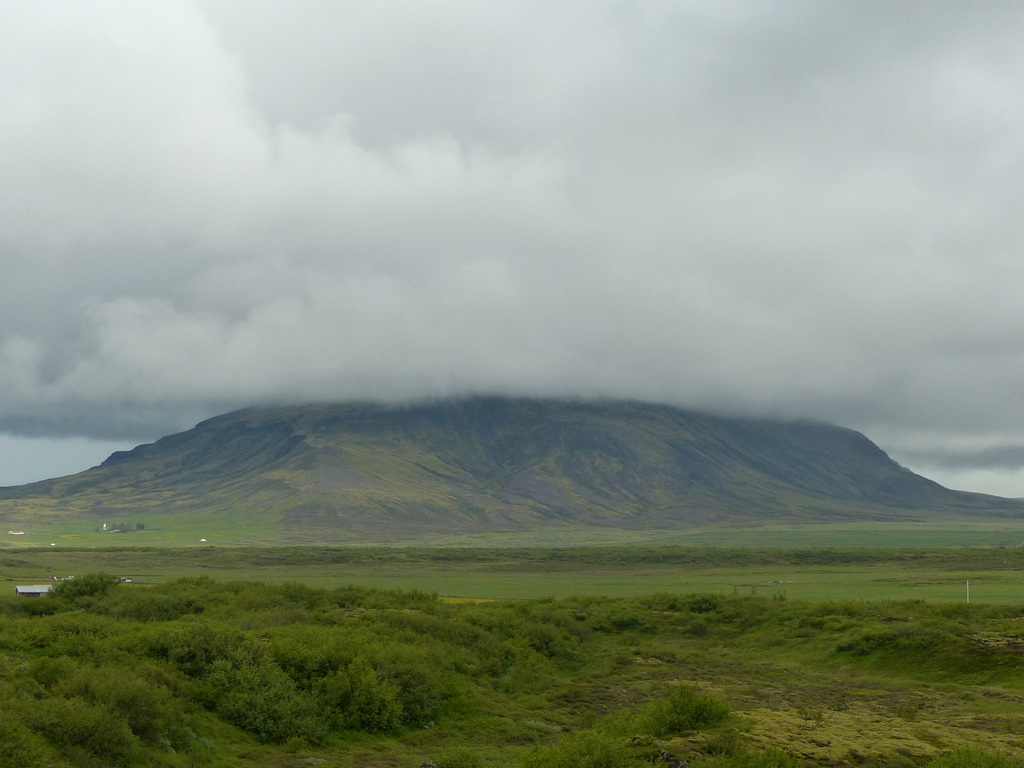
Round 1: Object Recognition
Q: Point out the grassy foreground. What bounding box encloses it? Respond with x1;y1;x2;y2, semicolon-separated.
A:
2;575;1024;767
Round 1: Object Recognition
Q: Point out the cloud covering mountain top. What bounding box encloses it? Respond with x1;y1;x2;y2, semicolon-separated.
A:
3;1;1024;492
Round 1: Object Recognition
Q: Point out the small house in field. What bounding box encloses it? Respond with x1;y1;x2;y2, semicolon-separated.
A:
14;585;52;597
7;530;24;535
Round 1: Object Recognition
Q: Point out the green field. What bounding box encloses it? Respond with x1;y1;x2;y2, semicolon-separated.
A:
7;518;1024;550
3;543;1024;604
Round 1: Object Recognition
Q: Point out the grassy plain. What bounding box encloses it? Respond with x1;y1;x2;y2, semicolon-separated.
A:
6;517;1024;550
3;543;1024;604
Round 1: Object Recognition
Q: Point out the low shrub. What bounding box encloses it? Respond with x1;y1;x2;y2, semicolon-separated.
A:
54;664;187;747
641;683;731;737
0;710;51;768
23;696;140;766
342;657;404;734
205;658;327;744
48;572;119;603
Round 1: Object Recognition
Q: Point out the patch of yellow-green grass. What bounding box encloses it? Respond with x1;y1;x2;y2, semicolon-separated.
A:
741;690;1024;765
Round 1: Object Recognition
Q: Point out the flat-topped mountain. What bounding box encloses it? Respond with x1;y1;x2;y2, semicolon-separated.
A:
1;398;1020;539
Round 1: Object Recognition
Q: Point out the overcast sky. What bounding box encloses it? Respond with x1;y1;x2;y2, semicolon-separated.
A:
2;1;1024;495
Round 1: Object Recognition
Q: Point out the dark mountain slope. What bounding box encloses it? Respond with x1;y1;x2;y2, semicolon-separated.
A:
1;398;1020;537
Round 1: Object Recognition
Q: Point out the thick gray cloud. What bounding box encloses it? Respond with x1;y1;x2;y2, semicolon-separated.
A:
3;1;1024;492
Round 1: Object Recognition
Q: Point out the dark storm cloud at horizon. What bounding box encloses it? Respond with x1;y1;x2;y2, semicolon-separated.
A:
3;1;1024;492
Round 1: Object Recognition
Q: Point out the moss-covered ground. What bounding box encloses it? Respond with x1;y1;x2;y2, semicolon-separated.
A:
3;569;1024;766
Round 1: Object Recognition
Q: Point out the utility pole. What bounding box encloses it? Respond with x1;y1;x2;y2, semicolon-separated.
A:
966;580;970;604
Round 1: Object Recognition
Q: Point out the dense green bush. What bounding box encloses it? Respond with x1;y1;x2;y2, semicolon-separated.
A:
49;572;119;603
205;658;327;743
23;695;140;766
25;656;75;689
373;644;455;726
161;622;257;676
53;664;188;747
343;656;404;733
0;702;51;768
641;683;732;737
99;587;206;621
